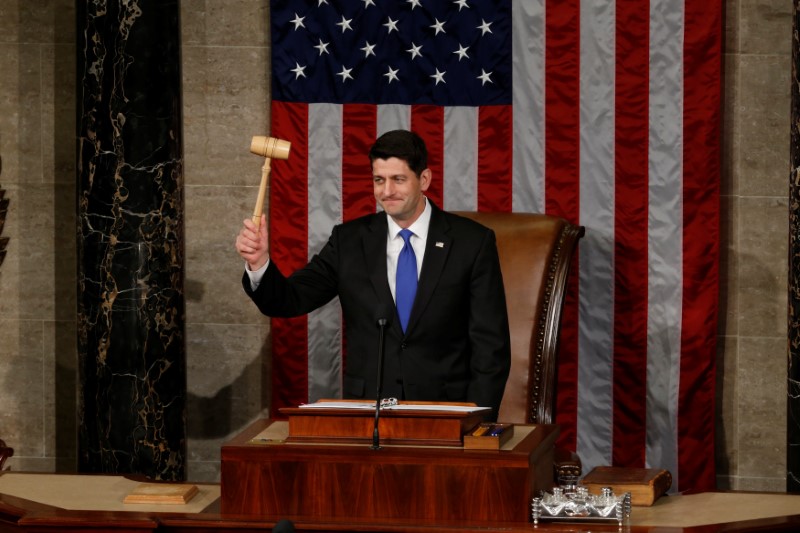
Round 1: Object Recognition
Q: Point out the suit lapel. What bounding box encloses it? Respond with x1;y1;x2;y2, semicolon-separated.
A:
406;205;452;334
363;214;396;324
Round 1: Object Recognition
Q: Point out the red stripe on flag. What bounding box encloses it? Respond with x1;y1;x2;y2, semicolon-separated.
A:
342;104;378;222
269;101;311;417
612;2;650;467
678;2;722;492
544;0;581;451
558;261;581;451
544;0;580;217
477;106;513;212
411;105;445;207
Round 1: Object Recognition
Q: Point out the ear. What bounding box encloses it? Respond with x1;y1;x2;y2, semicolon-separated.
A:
419;168;432;191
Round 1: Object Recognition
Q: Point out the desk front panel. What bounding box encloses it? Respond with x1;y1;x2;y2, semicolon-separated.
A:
220;419;558;524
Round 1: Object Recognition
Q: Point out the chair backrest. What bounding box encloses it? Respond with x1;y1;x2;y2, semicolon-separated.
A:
455;212;584;425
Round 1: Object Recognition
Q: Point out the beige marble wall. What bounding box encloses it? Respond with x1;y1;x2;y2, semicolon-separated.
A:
717;0;791;491
0;0;790;487
0;0;78;473
181;0;273;481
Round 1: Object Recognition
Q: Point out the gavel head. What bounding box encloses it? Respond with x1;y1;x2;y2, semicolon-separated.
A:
250;136;291;160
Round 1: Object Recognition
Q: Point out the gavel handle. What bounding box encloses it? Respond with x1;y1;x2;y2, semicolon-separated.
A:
252;158;272;225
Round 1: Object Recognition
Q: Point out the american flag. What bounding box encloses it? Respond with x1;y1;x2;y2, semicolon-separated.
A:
266;0;721;493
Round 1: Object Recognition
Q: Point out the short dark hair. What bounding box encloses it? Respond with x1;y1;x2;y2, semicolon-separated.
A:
368;130;428;176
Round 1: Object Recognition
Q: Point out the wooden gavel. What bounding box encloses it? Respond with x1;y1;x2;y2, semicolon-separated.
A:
250;135;291;224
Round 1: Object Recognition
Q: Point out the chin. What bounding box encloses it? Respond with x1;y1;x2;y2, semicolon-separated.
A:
380;204;401;215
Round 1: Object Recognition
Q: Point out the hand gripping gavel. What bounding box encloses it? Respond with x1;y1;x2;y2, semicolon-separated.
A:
250;135;291;224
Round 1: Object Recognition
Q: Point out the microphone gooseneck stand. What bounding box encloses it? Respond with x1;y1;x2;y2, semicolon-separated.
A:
371;317;389;450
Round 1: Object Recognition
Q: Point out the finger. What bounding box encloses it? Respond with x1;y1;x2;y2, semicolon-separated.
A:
236;233;258;251
240;223;261;244
243;218;259;233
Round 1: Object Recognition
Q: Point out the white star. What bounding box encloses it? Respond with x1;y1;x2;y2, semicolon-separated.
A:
407;0;422;9
361;41;376;58
337;65;354;82
290;13;305;30
291;62;307;79
431;19;446;35
453;44;469;61
431;68;446;85
454;0;469;11
362;0;376;6
384;17;399;34
337;15;354;33
318;0;328;5
477;69;493;85
314;39;330;55
478;19;493;35
407;42;422;60
384;66;399;84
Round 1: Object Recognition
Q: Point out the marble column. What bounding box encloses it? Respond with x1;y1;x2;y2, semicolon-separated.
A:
0;184;7;269
76;0;186;480
789;0;800;493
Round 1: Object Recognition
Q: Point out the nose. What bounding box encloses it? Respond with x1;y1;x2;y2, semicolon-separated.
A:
382;179;394;195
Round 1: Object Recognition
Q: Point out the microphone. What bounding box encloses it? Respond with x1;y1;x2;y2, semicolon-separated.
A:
272;519;295;533
371;305;392;450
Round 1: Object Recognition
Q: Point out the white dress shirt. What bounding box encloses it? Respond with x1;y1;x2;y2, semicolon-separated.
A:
386;197;431;302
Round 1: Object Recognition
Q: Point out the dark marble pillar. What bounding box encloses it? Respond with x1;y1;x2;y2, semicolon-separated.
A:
789;0;800;493
0;184;7;269
76;0;186;480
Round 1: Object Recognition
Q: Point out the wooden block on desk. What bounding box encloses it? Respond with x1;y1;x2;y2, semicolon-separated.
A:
580;466;672;506
123;483;198;504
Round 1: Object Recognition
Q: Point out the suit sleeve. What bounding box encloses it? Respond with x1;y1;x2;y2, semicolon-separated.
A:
466;228;511;420
241;227;342;318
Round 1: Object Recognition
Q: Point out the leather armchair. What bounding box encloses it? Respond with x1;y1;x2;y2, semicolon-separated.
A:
455;211;585;480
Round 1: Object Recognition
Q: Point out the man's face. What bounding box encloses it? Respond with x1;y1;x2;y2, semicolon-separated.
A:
372;157;431;227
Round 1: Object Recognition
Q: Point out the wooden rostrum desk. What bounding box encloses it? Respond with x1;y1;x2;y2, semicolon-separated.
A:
220;402;558;526
4;473;800;532
4;459;800;530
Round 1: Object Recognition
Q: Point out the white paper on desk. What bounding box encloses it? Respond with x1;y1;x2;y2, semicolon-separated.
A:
299;401;490;413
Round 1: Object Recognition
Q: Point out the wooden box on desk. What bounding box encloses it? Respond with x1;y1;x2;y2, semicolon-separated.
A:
220;417;559;525
462;423;514;450
580;466;672;506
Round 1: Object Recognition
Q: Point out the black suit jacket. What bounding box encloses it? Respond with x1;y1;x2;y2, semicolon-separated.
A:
243;202;511;418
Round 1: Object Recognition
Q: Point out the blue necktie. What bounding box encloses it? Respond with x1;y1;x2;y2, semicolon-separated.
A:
395;228;417;333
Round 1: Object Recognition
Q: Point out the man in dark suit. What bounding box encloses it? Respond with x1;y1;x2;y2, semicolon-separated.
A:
235;130;510;419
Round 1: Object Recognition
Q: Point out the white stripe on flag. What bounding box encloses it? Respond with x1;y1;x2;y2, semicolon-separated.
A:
646;0;684;487
307;103;344;401
443;107;479;212
576;0;616;472
377;104;411;136
511;0;545;214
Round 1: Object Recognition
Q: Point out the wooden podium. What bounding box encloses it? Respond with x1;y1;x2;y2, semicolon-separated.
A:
220;402;558;525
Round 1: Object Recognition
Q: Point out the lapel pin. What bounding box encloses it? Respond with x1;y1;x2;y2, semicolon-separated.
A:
435;242;444;248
